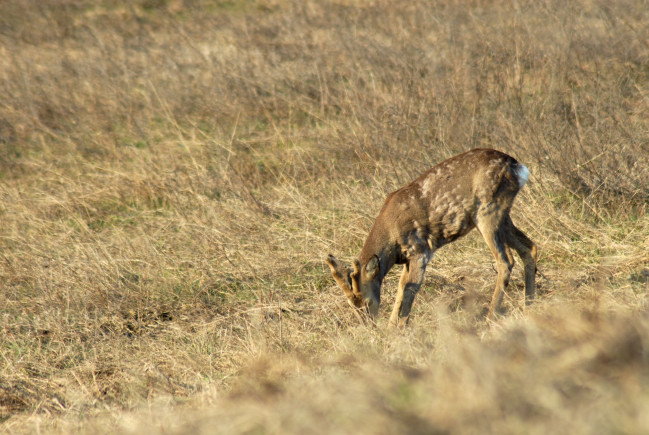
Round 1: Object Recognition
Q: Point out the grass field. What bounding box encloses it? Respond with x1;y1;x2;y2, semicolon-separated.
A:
1;0;649;433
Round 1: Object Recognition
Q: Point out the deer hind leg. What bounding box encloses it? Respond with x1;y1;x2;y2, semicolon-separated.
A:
388;254;430;328
476;217;513;320
503;216;537;305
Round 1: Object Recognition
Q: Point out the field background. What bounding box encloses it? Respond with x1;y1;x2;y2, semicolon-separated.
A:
2;0;649;433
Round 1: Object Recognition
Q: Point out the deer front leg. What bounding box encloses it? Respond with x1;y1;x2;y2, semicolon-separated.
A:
388;254;429;328
389;265;409;327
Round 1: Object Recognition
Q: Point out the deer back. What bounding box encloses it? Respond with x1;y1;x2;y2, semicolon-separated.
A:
358;149;528;267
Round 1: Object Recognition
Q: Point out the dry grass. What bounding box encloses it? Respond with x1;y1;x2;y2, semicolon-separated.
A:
1;0;649;433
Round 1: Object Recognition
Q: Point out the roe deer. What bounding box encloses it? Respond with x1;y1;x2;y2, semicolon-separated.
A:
326;148;537;327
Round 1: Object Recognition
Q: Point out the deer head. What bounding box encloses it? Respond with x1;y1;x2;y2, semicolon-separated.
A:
326;254;380;317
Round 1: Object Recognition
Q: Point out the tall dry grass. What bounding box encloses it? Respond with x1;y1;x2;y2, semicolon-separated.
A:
1;0;649;433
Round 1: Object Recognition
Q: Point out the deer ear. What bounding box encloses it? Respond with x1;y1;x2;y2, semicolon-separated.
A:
352;259;361;273
365;256;379;278
327;255;350;280
327;254;355;299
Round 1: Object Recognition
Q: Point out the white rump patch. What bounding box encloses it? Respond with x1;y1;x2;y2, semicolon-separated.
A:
514;163;530;188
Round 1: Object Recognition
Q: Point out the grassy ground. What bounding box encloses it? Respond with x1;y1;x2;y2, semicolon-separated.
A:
1;0;649;433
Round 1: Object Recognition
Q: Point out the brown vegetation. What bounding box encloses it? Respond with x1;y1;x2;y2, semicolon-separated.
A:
1;0;648;433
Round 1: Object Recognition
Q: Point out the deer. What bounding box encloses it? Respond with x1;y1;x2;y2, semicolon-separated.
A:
326;148;537;328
